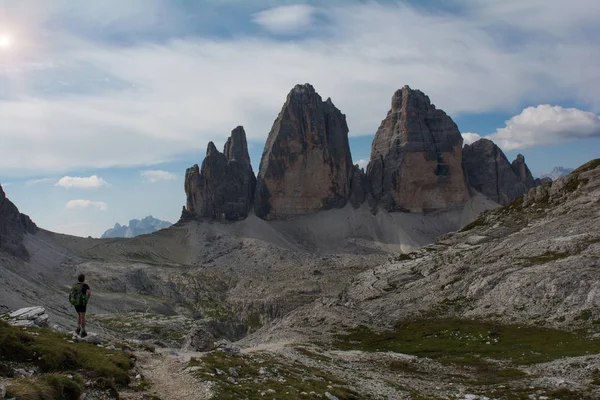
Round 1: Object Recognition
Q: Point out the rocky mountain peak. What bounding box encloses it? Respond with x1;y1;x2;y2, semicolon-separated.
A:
254;84;354;220
390;85;435;114
367;86;469;212
0;184;37;258
463;139;535;204
184;126;256;221
511;153;535;190
224;126;251;166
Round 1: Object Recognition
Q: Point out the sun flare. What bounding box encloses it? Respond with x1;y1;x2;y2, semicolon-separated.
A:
0;34;12;50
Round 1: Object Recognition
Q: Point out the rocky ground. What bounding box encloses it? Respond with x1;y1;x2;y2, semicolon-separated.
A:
2;160;599;399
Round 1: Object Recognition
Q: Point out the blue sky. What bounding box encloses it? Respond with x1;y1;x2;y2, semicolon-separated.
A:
0;0;599;237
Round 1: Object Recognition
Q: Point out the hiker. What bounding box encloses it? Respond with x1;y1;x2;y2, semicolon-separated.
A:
69;274;91;337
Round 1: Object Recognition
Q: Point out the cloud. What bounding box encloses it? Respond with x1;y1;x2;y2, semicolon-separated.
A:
0;182;13;187
462;133;483;145
65;199;108;211
0;1;599;176
487;105;600;150
355;159;369;170
252;5;317;34
55;175;108;189
25;178;56;187
141;170;177;183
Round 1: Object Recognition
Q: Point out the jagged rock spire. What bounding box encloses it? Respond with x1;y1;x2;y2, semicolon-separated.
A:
254;84;354;219
367;85;470;212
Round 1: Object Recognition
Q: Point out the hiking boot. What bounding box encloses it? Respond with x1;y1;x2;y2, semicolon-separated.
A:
75;327;81;335
80;330;87;338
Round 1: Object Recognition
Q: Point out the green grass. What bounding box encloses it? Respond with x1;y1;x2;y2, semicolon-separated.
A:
332;319;600;366
6;373;83;400
188;351;363;400
0;321;134;385
522;251;571;265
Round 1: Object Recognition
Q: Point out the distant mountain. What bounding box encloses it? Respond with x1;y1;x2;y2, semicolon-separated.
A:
540;167;574;181
101;216;172;238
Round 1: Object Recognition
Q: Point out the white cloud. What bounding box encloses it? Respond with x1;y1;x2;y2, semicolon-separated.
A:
25;178;56;187
0;1;599;177
252;5;317;34
141;170;177;183
0;182;13;187
55;175;108;189
462;133;483;145
487;105;600;150
66;200;108;211
356;159;369;170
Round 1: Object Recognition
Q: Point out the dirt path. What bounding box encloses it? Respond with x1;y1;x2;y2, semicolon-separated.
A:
135;349;213;400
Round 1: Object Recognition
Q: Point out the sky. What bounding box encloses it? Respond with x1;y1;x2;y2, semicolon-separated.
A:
0;0;599;238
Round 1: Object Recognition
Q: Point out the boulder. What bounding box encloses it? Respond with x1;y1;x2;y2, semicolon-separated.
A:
184;127;256;221
462;138;528;205
0;184;37;258
366;86;470;212
254;84;354;219
182;327;215;352
8;306;49;327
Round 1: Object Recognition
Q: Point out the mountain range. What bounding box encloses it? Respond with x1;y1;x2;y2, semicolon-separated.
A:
100;216;172;239
1;84;599;398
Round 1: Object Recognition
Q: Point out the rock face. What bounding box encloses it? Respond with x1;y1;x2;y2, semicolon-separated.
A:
185;127;256;221
254;84;354;219
463;139;535;204
101;216;172;238
366;86;469;212
0;184;37;258
511;154;535;190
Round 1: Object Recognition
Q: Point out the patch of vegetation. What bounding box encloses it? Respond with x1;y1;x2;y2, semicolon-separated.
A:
572;158;600;174
522;251;571;265
293;346;333;363
189;350;364;400
0;321;134;385
460;217;487;232
575;309;594;321
564;176;589;193
393;253;414;262
6;373;83;400
332;319;600;366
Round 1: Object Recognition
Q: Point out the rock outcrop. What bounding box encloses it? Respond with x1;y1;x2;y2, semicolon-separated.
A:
463;139;534;204
184;127;256;221
0;184;37;258
182;327;215;352
7;306;49;327
254;84;354;219
366;86;470;212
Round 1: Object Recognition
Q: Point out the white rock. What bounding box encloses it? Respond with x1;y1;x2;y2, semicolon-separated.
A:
1;384;5;399
325;392;340;400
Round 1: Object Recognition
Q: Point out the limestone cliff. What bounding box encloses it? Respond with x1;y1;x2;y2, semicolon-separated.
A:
463;139;532;204
0;184;37;258
366;86;470;212
184;126;256;221
254;84;354;220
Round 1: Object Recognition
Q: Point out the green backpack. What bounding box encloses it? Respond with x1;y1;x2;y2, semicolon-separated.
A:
69;283;87;307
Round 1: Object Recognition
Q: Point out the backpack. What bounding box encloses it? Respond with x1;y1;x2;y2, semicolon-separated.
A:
69;283;87;307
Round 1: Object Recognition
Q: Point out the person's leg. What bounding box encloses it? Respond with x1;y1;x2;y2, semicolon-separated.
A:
76;311;81;333
81;312;86;330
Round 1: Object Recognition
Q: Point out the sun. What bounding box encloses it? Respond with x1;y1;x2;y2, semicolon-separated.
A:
0;34;12;50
